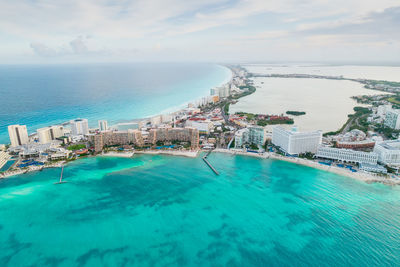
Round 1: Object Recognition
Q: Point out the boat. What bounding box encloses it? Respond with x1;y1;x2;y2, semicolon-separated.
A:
54;166;67;184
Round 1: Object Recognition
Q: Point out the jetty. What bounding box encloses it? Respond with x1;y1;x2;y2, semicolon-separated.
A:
202;150;219;175
54;166;67;184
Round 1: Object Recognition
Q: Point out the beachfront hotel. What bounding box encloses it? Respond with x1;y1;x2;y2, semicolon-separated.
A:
71;119;89;136
272;126;322;155
149;127;199;149
234;126;265;149
8;124;29;147
316;147;378;165
98;120;108;131
373;140;400;167
37;125;64;144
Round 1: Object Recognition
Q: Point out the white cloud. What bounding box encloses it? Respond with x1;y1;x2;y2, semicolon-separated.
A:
1;0;400;62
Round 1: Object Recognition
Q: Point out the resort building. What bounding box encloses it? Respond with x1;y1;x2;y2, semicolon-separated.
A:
71;119;89;136
149;127;199;149
186;119;213;134
37;125;64;144
234;128;249;149
373;140;400;167
98;120;108;131
91;129;145;152
0;151;11;169
248;126;265;147
8;124;29;147
272;126;322;155
359;163;387;174
336;140;375;149
384;109;400;129
93;134;104;152
316;147;378;165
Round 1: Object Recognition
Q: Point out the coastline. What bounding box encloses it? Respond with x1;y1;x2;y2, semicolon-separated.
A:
213;148;400;186
135;150;199;158
0;161;65;179
2;148;399;186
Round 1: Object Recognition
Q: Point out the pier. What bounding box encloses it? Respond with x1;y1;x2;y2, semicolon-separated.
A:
202;150;219;175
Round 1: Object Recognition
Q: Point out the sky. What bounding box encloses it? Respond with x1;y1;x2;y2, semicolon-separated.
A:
0;0;399;64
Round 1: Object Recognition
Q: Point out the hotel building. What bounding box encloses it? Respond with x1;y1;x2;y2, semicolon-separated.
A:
384;109;400;129
234;128;249;149
248;126;265;147
37;125;64;144
316;147;378;165
71;119;89;136
373;140;400;167
0;151;11;169
98;120;108;131
272;126;322;155
91;129;144;152
8;124;29;147
149;127;199;149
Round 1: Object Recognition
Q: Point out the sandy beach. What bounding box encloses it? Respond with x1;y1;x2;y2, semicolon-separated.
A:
100;151;135;158
0;161;65;179
214;148;400;186
135;150;199;158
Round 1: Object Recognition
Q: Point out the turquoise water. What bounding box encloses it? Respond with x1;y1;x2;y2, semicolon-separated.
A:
1;153;399;266
0;63;231;143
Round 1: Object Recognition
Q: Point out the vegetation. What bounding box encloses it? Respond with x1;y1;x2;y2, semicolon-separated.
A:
366;80;400;87
257;118;294;126
324;106;372;136
375;125;400;139
224;102;230;115
298;152;315;160
67;144;86;151
286;111;306;116
230;85;257;100
249;143;259;150
235;112;256;121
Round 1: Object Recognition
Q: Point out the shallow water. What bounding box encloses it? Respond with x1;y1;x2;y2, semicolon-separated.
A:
1;153;399;266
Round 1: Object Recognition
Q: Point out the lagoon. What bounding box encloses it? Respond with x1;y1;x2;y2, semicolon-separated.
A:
230;77;387;132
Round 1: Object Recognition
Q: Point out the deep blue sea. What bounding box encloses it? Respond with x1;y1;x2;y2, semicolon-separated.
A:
0;63;231;143
1;153;400;266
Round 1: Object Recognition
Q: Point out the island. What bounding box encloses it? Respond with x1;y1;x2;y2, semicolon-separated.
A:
286;111;306;116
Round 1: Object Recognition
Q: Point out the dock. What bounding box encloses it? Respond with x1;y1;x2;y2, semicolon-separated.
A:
202;150;219;175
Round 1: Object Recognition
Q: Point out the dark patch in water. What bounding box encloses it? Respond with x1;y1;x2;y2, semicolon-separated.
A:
75;246;129;266
0;233;32;266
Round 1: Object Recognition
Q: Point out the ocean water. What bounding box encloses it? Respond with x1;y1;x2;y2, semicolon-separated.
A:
1;153;399;266
230;77;389;132
0;63;231;143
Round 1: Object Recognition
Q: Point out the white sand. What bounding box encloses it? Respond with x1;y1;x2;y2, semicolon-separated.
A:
135;150;199;158
214;148;400;185
100;151;134;158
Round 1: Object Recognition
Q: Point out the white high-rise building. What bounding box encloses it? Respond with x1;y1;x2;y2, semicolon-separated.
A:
37;125;64;144
248;126;265;147
234;128;249;149
71;119;89;136
98;120;108;131
272;126;322;155
373;140;400;167
384;109;400;129
8;124;29;147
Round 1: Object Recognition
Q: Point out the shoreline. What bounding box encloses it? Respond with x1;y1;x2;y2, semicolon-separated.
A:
0;161;65;179
2;148;399;186
213;148;400;186
135;150;199;158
